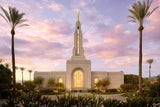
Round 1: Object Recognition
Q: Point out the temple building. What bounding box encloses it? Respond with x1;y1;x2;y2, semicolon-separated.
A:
34;13;124;90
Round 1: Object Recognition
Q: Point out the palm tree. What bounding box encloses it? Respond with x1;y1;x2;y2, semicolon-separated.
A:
28;70;32;81
128;0;158;95
20;67;25;84
0;6;28;97
147;59;153;81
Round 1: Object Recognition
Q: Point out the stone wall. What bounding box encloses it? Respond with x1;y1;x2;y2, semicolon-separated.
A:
91;71;124;89
34;71;66;87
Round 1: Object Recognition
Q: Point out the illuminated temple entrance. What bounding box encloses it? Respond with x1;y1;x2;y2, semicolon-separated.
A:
73;69;84;89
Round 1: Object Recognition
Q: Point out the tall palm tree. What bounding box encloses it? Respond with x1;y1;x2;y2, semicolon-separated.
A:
28;70;32;81
0;6;28;97
20;67;25;84
128;0;158;95
147;59;153;81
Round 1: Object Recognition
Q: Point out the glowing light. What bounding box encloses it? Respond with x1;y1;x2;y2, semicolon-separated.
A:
73;69;83;88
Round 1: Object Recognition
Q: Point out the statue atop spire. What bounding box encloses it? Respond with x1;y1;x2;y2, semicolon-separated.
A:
77;11;80;21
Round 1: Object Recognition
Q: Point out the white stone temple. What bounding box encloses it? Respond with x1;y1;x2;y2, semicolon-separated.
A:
34;13;124;91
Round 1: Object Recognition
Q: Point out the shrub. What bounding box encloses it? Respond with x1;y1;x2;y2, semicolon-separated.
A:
124;74;139;84
34;76;44;88
0;90;12;99
125;97;160;107
0;64;12;91
16;83;23;90
120;84;137;92
149;83;160;97
87;89;97;92
103;98;123;107
105;89;118;92
90;95;103;107
23;81;36;92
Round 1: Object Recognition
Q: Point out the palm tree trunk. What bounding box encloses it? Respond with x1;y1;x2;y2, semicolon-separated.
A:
30;73;31;81
138;26;143;95
22;71;23;84
149;64;151;81
11;28;16;98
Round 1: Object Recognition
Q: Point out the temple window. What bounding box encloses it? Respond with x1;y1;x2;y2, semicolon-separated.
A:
59;78;63;83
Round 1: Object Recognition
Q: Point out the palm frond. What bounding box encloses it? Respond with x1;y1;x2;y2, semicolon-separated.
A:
148;6;159;17
0;6;12;26
0;6;28;29
0;13;9;24
128;20;137;23
128;0;158;25
18;24;29;27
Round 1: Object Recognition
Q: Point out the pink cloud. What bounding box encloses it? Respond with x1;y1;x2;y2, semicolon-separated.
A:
80;1;86;7
48;1;63;11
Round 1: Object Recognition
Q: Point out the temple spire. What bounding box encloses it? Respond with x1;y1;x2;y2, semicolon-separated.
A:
77;11;80;21
71;12;85;60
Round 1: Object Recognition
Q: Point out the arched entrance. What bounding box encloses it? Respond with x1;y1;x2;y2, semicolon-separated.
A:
73;69;84;89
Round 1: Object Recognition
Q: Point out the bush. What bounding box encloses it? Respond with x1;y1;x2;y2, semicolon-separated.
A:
125;97;160;107
120;84;137;92
2;93;160;107
87;89;97;92
103;98;123;107
0;90;12;99
39;89;53;93
0;64;12;91
149;83;160;97
124;74;139;84
105;89;118;92
16;83;23;90
23;81;36;92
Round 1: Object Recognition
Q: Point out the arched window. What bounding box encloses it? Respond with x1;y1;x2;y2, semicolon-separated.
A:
94;78;99;84
94;78;99;89
59;78;63;83
73;69;83;88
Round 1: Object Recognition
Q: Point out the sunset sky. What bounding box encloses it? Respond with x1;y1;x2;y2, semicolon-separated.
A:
0;0;160;81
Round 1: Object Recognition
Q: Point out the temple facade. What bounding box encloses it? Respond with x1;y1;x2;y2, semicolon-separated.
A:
34;14;124;90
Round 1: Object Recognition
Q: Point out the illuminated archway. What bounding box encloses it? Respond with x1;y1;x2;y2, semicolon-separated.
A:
73;69;83;88
94;78;99;89
59;78;63;83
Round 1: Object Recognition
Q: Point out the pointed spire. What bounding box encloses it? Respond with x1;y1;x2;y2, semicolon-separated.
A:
77;11;80;21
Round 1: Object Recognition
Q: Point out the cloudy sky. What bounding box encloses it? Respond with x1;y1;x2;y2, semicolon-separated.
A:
0;0;160;81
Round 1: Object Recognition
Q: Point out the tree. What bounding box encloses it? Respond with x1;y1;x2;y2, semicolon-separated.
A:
34;76;44;88
28;70;32;81
20;67;25;84
157;76;160;83
0;6;28;97
23;81;36;92
47;78;55;89
0;63;12;90
124;74;139;84
146;59;153;81
128;0;158;95
95;80;102;90
101;78;110;89
95;78;110;91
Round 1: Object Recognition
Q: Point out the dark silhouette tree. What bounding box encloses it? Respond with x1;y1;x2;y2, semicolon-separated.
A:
20;67;25;84
28;70;32;81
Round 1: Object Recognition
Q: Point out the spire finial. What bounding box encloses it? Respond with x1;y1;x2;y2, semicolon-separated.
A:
77;11;80;21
